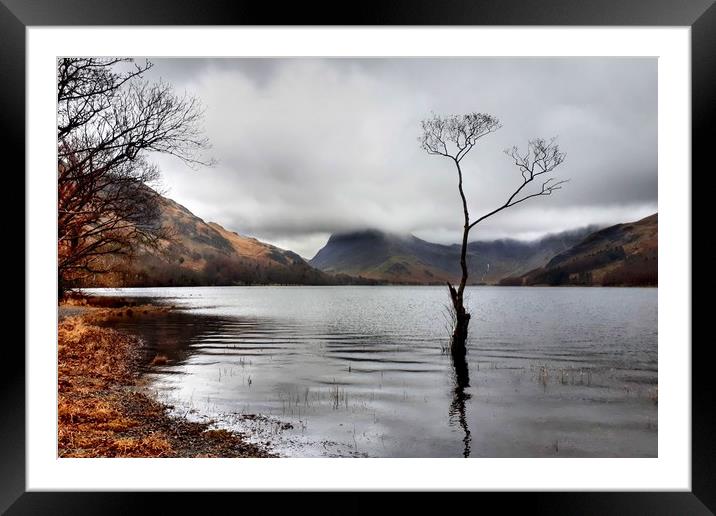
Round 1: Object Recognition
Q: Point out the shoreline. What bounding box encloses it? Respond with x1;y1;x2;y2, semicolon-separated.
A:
75;283;658;291
57;299;274;458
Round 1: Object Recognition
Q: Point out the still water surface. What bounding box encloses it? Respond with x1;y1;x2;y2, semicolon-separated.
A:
87;286;657;457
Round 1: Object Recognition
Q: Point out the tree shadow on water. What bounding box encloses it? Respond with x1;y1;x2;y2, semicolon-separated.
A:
448;345;472;458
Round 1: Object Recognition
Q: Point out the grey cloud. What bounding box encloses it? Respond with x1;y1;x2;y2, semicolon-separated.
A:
148;57;657;259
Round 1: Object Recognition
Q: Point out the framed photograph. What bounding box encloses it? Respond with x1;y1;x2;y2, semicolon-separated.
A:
9;0;712;512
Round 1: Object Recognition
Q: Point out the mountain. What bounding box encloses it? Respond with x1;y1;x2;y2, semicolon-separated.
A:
309;226;597;285
81;188;657;288
501;213;657;286
85;194;376;287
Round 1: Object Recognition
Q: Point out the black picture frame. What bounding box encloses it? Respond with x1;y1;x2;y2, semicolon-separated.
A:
7;0;712;513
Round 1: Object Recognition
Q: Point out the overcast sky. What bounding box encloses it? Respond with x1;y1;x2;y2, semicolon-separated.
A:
146;58;657;259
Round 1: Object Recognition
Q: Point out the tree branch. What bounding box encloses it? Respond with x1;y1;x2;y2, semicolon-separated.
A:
469;137;567;230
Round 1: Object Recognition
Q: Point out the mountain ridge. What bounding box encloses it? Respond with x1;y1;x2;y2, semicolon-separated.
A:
81;193;378;288
309;225;600;285
79;188;657;288
501;213;657;286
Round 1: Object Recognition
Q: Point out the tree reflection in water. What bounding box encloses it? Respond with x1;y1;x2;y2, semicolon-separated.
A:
448;345;472;458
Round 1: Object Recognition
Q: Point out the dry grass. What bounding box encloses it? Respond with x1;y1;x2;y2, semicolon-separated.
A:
58;310;273;458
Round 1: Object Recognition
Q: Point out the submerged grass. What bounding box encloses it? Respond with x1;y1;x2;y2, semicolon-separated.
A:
58;307;274;458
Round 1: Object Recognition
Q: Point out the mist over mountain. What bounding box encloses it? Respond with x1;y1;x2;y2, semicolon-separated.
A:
309;226;599;285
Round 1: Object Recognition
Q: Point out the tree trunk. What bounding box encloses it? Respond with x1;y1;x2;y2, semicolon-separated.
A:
449;160;472;352
447;219;472;457
448;278;471;351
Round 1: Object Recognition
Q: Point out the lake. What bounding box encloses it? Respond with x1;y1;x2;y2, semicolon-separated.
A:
85;285;657;457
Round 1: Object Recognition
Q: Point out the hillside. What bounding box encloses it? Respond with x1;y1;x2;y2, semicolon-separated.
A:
83;194;375;287
78;188;657;288
309;227;595;285
501;213;658;286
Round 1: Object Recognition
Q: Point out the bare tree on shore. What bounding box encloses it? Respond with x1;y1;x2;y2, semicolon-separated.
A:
57;58;213;297
420;112;567;353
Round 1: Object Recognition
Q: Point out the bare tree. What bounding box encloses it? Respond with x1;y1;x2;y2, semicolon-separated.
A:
57;58;212;297
420;113;567;352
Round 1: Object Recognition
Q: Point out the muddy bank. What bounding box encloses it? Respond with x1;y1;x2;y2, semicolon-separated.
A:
58;303;274;458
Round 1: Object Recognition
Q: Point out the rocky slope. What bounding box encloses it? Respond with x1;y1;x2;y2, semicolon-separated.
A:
85;194;372;287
